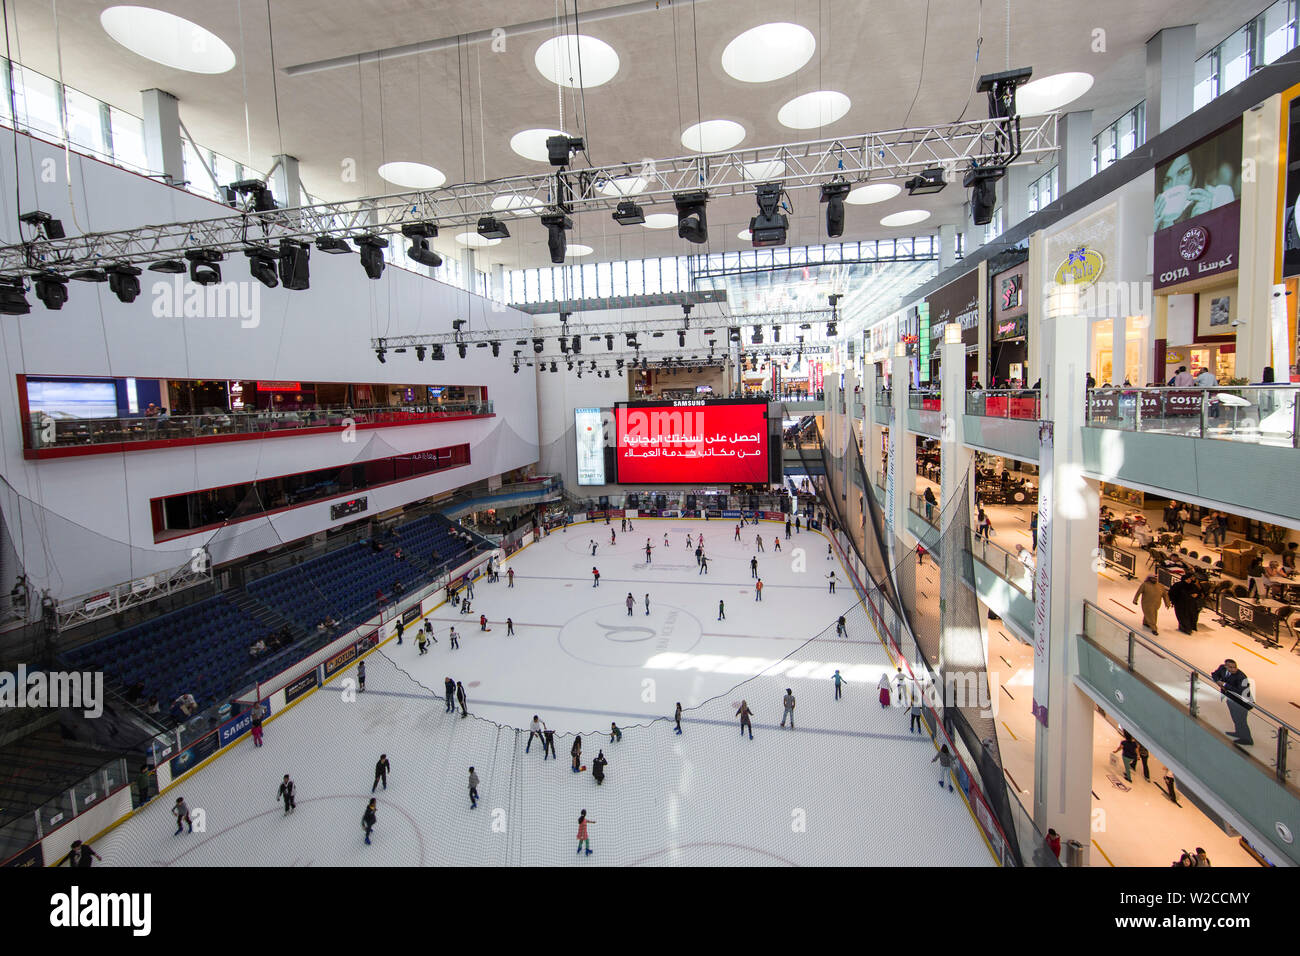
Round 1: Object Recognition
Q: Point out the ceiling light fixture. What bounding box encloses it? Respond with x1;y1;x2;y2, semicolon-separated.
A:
477;217;511;240
356;235;388;279
613;199;645;225
749;182;787;246
904;167;947;195
821;180;851;238
674;191;709;244
33;272;68;310
541;213;572;263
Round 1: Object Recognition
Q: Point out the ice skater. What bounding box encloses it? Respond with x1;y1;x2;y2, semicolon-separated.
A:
626;592;635;616
773;537;781;553
395;619;404;645
609;721;622;743
877;672;891;707
674;702;683;735
250;701;266;747
695;544;703;566
826;543;832;561
736;700;755;739
832;669;846;700
527;715;546;753
571;734;583;773
277;774;296;814
755;533;764;552
932;745;955;791
685;532;693;549
909;698;924;734
506;617;514;636
591;750;608;785
826;571;837;593
699;554;709;574
576;809;595;856
417;631;429;654
468;767;480;809
836;615;847;638
357;659;366;692
444;677;455;712
663;533;669;548
796;515;801;533
718;599;726;620
479;613;489;632
372;754;390;792
610;529;616;545
644;592;650;615
644;541;653;564
362;799;377;844
735;524;742;542
449;626;460;649
751;556;759;578
507;568;515;588
172;797;193;835
590;539;597;556
56;840;102;867
456;680;468;718
424;619;437;643
755;578;763;601
592;567;600;587
785;518;792;538
542;726;557;760
620;517;627;532
780;688;796;729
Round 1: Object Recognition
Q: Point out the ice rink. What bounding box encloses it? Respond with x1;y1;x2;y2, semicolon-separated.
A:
95;518;995;866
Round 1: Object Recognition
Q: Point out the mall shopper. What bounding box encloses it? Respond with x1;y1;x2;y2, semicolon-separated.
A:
1045;829;1061;860
1114;731;1139;782
1170;366;1194;387
1132;575;1171;635
1193;366;1218;387
1210;659;1255;746
1194;847;1212;867
1167;576;1204;635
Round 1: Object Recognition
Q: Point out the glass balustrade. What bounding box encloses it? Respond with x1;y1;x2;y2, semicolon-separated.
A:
1085;385;1299;447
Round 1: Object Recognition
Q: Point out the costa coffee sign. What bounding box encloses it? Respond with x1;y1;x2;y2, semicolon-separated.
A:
1154;202;1239;290
1089;390;1202;419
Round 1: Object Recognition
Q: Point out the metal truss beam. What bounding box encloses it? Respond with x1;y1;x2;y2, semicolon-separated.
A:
1;116;1057;277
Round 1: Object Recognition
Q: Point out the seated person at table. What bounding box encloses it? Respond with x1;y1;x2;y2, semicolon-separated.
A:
1280;541;1299;571
1264;563;1289;598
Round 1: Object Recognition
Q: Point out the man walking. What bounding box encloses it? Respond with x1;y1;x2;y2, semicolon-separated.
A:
444;677;455;713
780;688;796;729
1210;659;1254;745
372;754;390;793
456;680;468;718
718;599;726;620
754;578;763;601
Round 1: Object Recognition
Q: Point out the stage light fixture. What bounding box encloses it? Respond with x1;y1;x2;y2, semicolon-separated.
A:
185;250;223;286
546;134;584;167
606;334;615;350
826;321;838;336
223;178;277;212
34;272;68;310
964;166;1003;225
457;343;468;359
315;236;353;254
541;213;572;264
375;348;387;363
977;67;1034;120
408;238;442;268
550;361;558;372
415;346;426;361
279;239;310;290
560;336;570;354
728;327;741;342
70;268;106;282
673;191;709;244
431;344;446;360
751;325;764;345
147;259;186;273
590;360;596;371
571;333;582;354
533;338;544;353
245;247;279;288
748;182;787;246
904;168;946;195
612;199;645;225
0;277;29;314
677;330;686;347
772;325;780;342
19;210;65;240
490;341;501;357
107;264;142;303
477;217;510;240
819;180;852;238
356;235;388;279
567;361;574;371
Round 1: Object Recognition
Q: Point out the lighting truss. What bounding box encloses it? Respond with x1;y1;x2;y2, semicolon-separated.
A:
369;308;839;350
0;117;1058;278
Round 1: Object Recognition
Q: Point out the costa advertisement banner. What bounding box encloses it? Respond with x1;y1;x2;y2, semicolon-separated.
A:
1087;390;1202;419
615;401;769;483
284;669;319;705
1153;121;1242;290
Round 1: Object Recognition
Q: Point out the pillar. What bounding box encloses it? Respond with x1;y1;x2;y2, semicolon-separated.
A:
141;89;184;186
939;224;958;271
1146;26;1197;135
1033;290;1099;861
1236;94;1283;380
939;334;975;678
888;353;915;562
270;154;301;208
1058;110;1095;194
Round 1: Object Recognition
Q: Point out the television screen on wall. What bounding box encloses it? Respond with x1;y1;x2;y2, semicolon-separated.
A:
574;408;608;485
614;400;769;483
26;378;118;419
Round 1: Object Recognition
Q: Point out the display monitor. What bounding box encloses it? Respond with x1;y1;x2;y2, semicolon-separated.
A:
574;408;608;485
615;400;769;483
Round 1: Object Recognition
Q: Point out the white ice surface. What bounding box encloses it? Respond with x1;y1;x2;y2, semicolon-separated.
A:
96;520;994;866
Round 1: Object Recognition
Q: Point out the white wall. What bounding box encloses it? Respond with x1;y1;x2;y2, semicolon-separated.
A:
0;130;539;599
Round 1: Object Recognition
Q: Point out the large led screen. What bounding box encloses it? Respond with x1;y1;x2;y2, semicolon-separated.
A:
615;401;769;483
575;407;608;485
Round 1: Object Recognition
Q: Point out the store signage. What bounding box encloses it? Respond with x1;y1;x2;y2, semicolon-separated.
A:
994;316;1028;341
256;381;302;391
1052;247;1104;287
1154;202;1239;289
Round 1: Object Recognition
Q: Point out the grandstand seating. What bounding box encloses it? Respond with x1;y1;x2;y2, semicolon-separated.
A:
61;513;488;718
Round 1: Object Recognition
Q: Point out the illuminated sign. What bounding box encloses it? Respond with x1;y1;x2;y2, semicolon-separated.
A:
1053;247;1104;287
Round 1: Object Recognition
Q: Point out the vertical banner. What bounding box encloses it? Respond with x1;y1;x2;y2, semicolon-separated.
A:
1031;421;1053;727
1271;283;1292;378
884;421;897;535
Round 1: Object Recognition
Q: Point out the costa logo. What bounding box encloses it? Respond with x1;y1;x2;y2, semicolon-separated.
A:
1178;225;1209;261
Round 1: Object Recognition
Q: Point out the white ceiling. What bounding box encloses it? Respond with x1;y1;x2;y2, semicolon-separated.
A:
5;0;1264;269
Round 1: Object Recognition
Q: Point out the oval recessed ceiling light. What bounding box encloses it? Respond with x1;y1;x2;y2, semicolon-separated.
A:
642;213;678;229
535;34;620;89
722;23;815;83
565;244;594;257
455;232;502;248
510;128;569;163
847;182;902;205
778;90;851;130
880;209;931;227
491;195;545;215
597;176;648;198
742;160;786;181
378;162;446;190
681;119;746;152
101;6;236;73
1014;72;1094;115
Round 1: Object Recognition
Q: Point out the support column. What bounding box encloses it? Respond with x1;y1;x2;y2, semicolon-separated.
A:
141;89;184;185
939;334;975;677
1033;294;1099;862
865;364;881;487
939;224;958;271
977;261;989;387
888;354;915;560
1146;26;1197;135
270;154;301;208
1058;110;1095;194
490;263;506;303
1237;95;1283;380
460;248;477;292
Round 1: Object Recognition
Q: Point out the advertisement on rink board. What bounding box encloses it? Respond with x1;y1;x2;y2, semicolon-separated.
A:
284;669;319;705
402;604;422;626
169;729;220;778
218;699;274;748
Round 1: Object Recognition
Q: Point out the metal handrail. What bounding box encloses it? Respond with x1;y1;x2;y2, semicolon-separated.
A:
1084;384;1299;448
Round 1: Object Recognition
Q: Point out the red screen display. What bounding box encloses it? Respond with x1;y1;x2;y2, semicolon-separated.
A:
615;402;769;483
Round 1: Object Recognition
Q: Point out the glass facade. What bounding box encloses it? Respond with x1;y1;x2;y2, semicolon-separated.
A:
1194;0;1297;110
1026;166;1058;214
1091;103;1146;176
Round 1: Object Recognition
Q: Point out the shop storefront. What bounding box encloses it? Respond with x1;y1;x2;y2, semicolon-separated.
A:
989;255;1029;387
926;270;980;382
1152;120;1244;386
